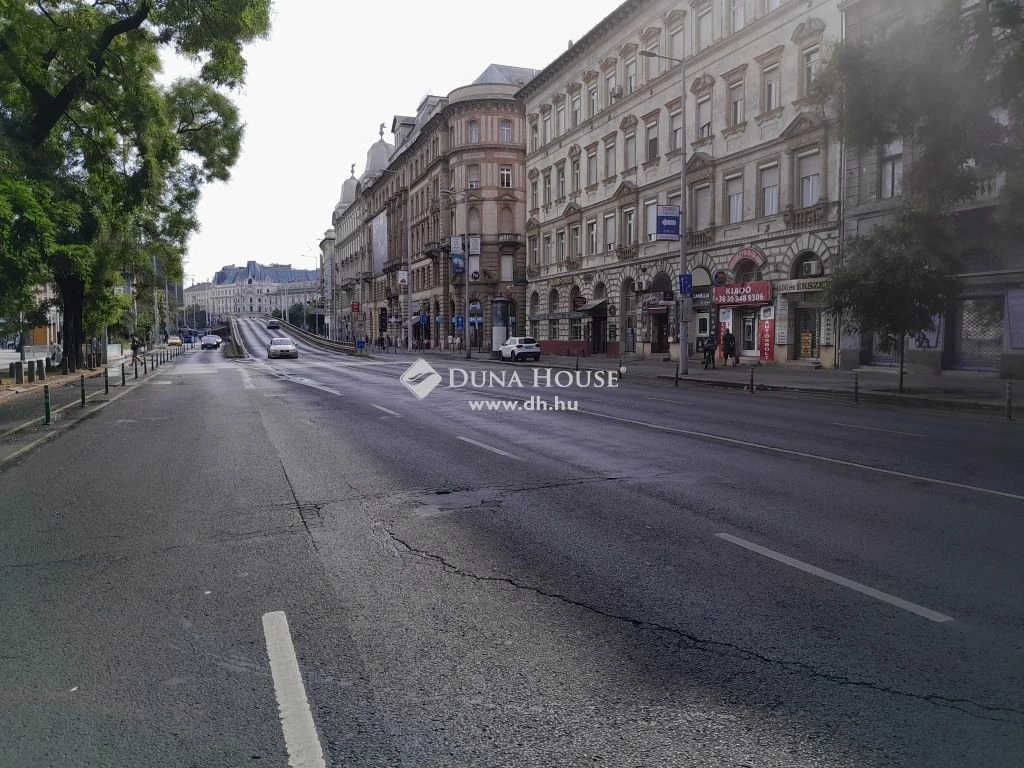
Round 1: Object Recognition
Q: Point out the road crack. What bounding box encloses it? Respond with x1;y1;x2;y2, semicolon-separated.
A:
383;526;1023;726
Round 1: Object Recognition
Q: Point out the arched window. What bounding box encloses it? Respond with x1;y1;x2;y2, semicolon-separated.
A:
548;288;559;313
468;207;481;235
499;119;513;143
735;258;762;282
594;282;607;300
468;120;480;143
499;206;514;232
791;251;825;279
530;291;540;315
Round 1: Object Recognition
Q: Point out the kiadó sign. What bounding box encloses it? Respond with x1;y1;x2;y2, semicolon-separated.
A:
713;280;772;306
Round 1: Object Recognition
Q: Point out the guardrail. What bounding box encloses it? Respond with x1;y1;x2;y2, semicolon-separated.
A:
270;319;361;356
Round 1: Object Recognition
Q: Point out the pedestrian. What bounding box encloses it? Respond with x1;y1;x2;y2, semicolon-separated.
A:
130;333;142;365
702;334;718;370
722;328;739;366
447;333;454;350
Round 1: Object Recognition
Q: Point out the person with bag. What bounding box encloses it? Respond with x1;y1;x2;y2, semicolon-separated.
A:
722;328;739;366
130;333;142;365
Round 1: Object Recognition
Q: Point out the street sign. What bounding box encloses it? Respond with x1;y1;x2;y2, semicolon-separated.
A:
469;300;481;311
656;205;680;240
572;296;587;311
351;302;360;312
356;339;365;349
454;315;465;330
398;270;409;285
679;273;693;296
468;235;481;255
449;236;464;255
419;314;428;325
712;269;730;287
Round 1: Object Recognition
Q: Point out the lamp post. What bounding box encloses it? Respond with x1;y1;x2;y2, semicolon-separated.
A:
439;189;471;360
640;49;689;377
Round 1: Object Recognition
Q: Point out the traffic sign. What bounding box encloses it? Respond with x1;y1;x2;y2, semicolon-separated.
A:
454;315;465;330
356;339;365;349
679;273;693;296
656;205;680;240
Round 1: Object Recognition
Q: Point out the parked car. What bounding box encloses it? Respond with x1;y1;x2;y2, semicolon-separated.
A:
167;335;183;346
498;336;541;362
200;334;221;350
267;319;280;329
267;337;298;359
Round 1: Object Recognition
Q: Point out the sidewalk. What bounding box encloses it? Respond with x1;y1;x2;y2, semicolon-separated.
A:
372;346;1022;416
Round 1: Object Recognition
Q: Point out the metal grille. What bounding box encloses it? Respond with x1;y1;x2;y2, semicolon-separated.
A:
952;297;1003;371
870;332;899;366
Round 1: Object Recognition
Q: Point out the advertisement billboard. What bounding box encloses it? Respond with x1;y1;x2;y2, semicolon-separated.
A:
371;212;388;274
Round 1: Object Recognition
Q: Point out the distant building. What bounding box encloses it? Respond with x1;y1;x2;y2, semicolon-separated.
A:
186;260;320;322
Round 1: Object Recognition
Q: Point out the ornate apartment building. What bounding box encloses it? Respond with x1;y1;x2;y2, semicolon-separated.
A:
184;261;319;323
324;65;536;351
518;0;842;364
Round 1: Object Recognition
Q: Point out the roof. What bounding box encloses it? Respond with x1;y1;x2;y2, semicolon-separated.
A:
212;261;318;286
473;64;539;87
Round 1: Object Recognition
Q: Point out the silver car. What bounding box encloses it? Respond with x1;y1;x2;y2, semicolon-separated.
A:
267;337;298;359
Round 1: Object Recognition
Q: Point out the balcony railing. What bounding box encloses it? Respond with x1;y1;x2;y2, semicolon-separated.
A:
686;228;714;249
563;257;582;270
615;244;639;261
498;233;522;243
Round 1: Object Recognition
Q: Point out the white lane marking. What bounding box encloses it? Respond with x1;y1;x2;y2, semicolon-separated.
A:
715;533;954;623
829;422;926;438
577;409;1024;501
261;611;327;768
456;435;518;458
646;397;698;405
371;403;401;417
241;369;255;390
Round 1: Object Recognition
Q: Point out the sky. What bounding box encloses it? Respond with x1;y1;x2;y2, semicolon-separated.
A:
165;0;627;285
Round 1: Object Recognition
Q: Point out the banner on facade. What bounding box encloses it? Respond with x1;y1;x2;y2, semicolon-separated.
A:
713;281;772;306
760;306;775;362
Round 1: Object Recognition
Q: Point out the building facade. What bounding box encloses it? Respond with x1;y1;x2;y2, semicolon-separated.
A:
327;64;536;352
185;261;319;324
517;0;843;365
839;0;1024;377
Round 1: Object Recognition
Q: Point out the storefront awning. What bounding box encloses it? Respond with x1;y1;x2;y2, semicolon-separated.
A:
578;298;608;313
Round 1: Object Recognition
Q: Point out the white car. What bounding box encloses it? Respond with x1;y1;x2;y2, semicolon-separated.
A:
267;337;298;359
499;336;541;362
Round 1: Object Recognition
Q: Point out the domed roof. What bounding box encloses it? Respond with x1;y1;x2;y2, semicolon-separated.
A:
366;122;394;173
339;164;358;205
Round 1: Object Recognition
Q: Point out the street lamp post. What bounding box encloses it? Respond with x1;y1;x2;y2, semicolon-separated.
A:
439;189;472;360
640;49;689;377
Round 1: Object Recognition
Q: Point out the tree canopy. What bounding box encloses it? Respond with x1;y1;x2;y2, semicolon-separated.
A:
0;0;271;353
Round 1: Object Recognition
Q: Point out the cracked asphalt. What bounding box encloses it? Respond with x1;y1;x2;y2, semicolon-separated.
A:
1;316;1022;767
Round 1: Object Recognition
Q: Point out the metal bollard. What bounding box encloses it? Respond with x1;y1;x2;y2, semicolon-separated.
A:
575;352;580;371
44;385;51;424
1007;381;1013;421
104;367;109;394
854;372;859;404
749;365;754;393
60;355;68;375
80;374;86;407
14;361;24;384
143;356;147;375
8;362;14;378
37;359;45;380
69;354;76;373
26;361;35;382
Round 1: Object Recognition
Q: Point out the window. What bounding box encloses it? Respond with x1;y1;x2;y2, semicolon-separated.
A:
530;123;538;152
644;44;660;80
543;171;552;204
605;72;617;104
501;254;514;282
570;225;581;258
880;139;903;199
644;199;658;241
694;185;711;230
603;213;616;249
760;163;779;215
543;112;552;143
500;165;512;189
697;6;713;50
669;26;685;61
605;141;616;178
468;120;479;143
467;164;480;189
588;84;599;117
571;93;581;127
645;120;659;160
499;120;513;143
624;132;636;169
556;103;565;137
587;219;597;254
542;234;552;264
726;175;743;223
625;58;637;94
623;208;635;245
798;151;821;207
802;47;820;97
735;258;761;282
670;109;682;150
572;157;581;191
557;166;566;198
556;230;566;262
530;179;538;208
732;0;745;32
766;0;781;10
697;97;712;139
762;64;781;112
528;236;538;265
729;81;745;126
587;148;598;185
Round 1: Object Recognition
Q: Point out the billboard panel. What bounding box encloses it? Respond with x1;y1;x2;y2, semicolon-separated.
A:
371;212;388;274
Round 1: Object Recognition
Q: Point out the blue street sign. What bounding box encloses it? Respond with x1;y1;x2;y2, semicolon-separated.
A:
656;205;681;240
356;339;365;349
419;314;428;325
454;315;465;330
679;273;693;296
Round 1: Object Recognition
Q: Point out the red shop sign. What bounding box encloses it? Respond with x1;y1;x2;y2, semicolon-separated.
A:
760;318;775;362
713;281;772;306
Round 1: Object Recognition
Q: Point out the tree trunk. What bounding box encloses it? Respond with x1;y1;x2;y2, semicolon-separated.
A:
898;332;906;395
55;276;86;369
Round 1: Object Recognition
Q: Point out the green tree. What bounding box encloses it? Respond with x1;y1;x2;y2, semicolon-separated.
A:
0;0;270;359
824;214;958;393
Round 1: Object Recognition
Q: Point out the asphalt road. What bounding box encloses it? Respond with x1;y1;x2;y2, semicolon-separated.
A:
1;316;1022;768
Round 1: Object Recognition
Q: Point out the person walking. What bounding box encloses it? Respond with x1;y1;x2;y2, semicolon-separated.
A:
130;333;142;365
702;334;718;370
722;328;739;366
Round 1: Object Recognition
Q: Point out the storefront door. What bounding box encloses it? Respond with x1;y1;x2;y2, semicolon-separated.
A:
651;313;669;353
795;308;820;359
741;310;757;355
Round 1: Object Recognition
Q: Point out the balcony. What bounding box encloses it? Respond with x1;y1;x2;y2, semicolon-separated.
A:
686;228;714;249
423;241;443;256
782;202;833;229
615;244;639;261
498;233;523;244
383;257;405;272
526;265;541;278
564;257;582;270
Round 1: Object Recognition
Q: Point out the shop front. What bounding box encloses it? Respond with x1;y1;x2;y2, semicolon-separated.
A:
773;277;836;368
713;281;772;360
